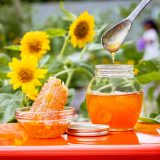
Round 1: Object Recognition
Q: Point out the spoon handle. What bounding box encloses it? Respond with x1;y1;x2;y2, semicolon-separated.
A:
127;0;151;22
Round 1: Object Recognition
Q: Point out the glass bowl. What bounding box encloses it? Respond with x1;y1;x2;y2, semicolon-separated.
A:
16;107;75;138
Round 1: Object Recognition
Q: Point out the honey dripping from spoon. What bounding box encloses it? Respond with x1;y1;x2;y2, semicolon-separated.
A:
102;0;152;64
102;20;131;64
106;42;121;64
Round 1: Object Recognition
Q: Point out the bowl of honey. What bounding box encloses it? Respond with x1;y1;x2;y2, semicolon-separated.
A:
16;107;75;138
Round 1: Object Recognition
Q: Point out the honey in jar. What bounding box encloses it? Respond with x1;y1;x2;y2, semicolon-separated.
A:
86;65;143;131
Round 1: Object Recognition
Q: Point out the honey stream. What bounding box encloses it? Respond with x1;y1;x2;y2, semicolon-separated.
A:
106;43;120;64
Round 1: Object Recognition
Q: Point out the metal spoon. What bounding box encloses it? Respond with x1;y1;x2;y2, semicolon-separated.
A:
101;0;151;53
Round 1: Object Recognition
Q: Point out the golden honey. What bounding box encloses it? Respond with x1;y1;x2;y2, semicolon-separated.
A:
86;92;143;131
19;120;69;138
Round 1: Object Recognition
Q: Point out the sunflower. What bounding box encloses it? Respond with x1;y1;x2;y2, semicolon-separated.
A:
134;68;139;76
69;11;95;48
26;89;38;100
7;56;47;100
20;31;50;59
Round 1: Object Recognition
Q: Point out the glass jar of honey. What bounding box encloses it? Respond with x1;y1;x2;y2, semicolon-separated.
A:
86;65;143;131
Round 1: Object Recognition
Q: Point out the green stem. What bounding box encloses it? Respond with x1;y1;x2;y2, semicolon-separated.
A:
25;96;29;107
20;92;25;107
97;84;112;92
74;67;93;78
79;45;87;59
58;34;70;60
54;69;71;77
66;69;74;88
143;99;147;117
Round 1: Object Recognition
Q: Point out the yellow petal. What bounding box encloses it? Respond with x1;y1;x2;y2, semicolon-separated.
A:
35;69;47;78
13;81;21;90
33;79;41;86
22;83;35;93
26;89;38;100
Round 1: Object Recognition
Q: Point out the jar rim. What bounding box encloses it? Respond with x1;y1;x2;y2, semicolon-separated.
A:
95;64;134;69
16;106;75;114
95;64;134;78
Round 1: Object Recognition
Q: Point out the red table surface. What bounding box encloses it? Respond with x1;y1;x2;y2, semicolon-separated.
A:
0;123;160;160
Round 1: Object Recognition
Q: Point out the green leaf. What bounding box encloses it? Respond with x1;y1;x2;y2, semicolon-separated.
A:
0;84;13;93
136;58;160;76
0;72;8;80
48;59;64;73
60;1;77;21
135;57;160;84
155;115;160;121
87;43;103;51
150;57;160;70
120;42;143;62
0;91;23;123
79;99;89;118
39;55;51;68
136;71;160;84
5;45;20;51
0;53;10;79
0;80;2;87
121;41;134;48
156;94;160;113
150;113;159;118
0;23;5;33
95;24;108;36
75;67;94;78
66;88;75;106
45;28;66;38
147;85;157;101
139;117;160;124
76;62;94;75
70;66;93;88
0;53;10;67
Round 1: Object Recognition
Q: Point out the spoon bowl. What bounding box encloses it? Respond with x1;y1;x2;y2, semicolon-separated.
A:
102;19;131;52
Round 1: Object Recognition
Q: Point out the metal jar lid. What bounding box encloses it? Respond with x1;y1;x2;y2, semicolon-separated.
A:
68;123;110;137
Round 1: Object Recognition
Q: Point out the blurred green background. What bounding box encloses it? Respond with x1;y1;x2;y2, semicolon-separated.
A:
0;0;160;123
1;0;160;62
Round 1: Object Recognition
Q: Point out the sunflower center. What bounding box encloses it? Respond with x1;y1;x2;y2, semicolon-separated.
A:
74;21;89;39
18;68;34;83
29;42;41;53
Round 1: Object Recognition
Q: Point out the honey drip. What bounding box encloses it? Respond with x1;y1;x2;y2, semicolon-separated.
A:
106;43;120;64
111;52;115;64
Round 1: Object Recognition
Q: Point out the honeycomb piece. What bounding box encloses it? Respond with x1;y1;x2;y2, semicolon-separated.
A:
31;77;68;111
